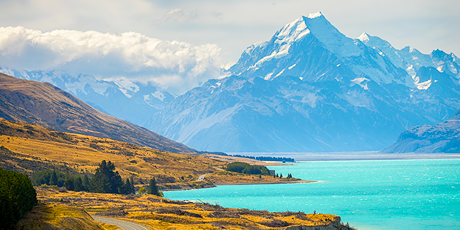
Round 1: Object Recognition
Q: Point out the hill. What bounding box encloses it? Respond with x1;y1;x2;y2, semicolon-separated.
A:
0;73;194;154
383;110;460;153
0;119;297;189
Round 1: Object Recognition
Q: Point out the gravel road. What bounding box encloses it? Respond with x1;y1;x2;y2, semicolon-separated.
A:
93;216;148;230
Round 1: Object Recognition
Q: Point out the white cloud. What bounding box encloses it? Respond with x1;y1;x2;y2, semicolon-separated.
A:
0;26;222;95
157;8;199;24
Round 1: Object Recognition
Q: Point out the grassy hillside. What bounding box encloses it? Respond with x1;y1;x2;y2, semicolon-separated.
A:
0;119;223;187
36;187;345;230
0;73;194;154
0;119;299;189
14;203;107;230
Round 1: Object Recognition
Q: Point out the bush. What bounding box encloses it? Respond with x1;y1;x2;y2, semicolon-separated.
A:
226;162;270;175
0;168;38;229
226;162;250;173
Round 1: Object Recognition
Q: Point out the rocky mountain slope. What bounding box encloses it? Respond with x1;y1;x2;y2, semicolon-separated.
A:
383;110;460;153
145;12;460;152
0;68;174;126
0;73;194;153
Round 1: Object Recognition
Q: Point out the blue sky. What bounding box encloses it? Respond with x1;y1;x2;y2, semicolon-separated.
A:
0;0;458;94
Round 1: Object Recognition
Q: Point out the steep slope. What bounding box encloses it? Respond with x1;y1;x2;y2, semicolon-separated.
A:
0;73;195;153
145;12;460;152
358;33;460;89
383;110;460;153
0;68;174;126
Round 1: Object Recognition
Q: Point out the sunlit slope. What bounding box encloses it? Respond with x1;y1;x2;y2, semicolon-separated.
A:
0;119;224;186
0;73;194;154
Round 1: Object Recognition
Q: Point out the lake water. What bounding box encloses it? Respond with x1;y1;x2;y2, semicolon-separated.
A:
164;159;460;229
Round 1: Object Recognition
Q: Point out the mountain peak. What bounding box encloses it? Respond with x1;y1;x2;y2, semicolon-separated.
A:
357;32;370;42
307;11;323;19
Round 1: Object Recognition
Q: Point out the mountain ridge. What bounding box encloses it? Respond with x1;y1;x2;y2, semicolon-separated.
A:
0;73;195;154
145;13;460;152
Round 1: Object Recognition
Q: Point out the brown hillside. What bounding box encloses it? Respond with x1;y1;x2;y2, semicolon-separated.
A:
0;73;195;154
0;119;301;189
0;119;224;188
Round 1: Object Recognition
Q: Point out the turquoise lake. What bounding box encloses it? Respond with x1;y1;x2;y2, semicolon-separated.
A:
164;159;460;229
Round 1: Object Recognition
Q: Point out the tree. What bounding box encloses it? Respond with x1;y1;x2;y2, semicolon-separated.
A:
91;160;124;194
0;168;37;229
50;171;58;186
130;176;135;194
147;177;160;196
226;162;250;173
83;175;90;191
64;174;74;190
279;173;283;178
74;177;83;191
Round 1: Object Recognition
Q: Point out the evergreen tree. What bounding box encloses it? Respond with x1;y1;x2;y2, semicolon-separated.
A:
50;171;58;186
130;176;135;194
64;175;74;190
74;177;83;191
280;173;283;178
147;177;159;196
83;175;90;191
91;160;124;194
124;178;132;194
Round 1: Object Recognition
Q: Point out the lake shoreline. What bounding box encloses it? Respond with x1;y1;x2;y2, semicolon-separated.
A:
214;179;317;186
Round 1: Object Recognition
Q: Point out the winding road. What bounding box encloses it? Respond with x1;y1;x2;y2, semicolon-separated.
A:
196;173;211;182
93;216;148;230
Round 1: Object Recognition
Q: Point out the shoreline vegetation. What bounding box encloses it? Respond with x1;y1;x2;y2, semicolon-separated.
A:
17;186;352;230
214;180;317;186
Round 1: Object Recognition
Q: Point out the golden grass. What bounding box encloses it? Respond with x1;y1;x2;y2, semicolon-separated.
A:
0;120;225;185
14;202;103;230
36;187;342;230
0;119;306;188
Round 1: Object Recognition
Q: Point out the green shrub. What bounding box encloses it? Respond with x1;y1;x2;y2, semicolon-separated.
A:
0;168;38;229
226;162;270;175
226;162;250;173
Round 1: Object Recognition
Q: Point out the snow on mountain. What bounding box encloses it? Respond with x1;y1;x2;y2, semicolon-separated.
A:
230;12;410;86
0;67;174;125
358;33;460;89
146;13;460;152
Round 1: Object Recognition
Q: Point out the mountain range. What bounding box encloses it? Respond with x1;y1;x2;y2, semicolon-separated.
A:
0;73;194;153
1;12;459;153
144;12;460;152
0;68;174;126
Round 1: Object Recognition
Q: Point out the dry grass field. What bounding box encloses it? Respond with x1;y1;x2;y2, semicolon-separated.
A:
0;119;305;189
33;187;343;230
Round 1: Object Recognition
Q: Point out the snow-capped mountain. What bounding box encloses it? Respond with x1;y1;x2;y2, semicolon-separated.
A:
145;12;460;152
358;32;460;88
0;67;174;125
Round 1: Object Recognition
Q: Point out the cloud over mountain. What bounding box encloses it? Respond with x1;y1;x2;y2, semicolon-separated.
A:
0;26;222;95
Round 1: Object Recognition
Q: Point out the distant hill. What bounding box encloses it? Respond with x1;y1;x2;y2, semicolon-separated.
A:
0;73;195;154
383;110;460;153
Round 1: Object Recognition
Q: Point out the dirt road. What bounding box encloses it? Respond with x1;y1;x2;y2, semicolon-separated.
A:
93;216;148;230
